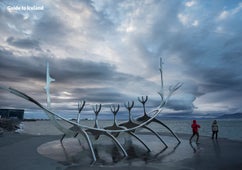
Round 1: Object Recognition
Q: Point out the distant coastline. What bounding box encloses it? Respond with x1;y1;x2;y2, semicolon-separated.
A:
216;112;242;119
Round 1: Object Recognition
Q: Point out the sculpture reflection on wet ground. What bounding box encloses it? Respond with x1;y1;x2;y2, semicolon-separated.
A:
0;58;182;165
37;134;185;166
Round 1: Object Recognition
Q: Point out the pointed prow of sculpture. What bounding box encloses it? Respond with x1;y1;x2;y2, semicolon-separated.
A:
44;62;55;108
158;57;183;108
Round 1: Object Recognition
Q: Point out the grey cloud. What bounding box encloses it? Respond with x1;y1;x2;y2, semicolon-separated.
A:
166;97;196;111
70;87;128;103
48;58;116;83
6;37;40;50
0;47;46;81
33;14;69;43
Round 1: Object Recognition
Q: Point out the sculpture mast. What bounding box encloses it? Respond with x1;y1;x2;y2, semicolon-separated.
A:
44;62;55;108
158;57;164;102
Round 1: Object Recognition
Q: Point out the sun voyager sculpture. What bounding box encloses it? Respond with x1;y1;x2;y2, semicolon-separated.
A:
0;58;183;165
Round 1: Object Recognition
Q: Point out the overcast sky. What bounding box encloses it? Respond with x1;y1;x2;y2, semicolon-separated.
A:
0;0;242;117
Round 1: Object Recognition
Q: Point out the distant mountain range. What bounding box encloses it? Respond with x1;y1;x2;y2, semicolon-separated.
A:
217;112;242;119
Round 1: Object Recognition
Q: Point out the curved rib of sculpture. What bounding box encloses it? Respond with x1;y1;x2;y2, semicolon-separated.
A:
0;57;182;164
119;101;151;152
135;84;182;145
85;104;128;159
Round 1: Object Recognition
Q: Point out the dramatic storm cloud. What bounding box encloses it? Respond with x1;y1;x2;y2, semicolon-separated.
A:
0;0;242;118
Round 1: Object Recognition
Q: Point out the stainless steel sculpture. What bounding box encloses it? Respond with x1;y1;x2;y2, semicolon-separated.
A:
0;58;182;164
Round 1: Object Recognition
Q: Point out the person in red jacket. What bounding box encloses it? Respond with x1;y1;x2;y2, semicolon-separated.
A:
189;120;201;144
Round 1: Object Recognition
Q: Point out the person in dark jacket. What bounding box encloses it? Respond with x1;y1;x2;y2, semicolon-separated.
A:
189;120;201;144
211;120;219;139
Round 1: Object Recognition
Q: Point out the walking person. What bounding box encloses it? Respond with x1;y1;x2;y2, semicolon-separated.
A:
189;120;200;144
211;120;219;139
